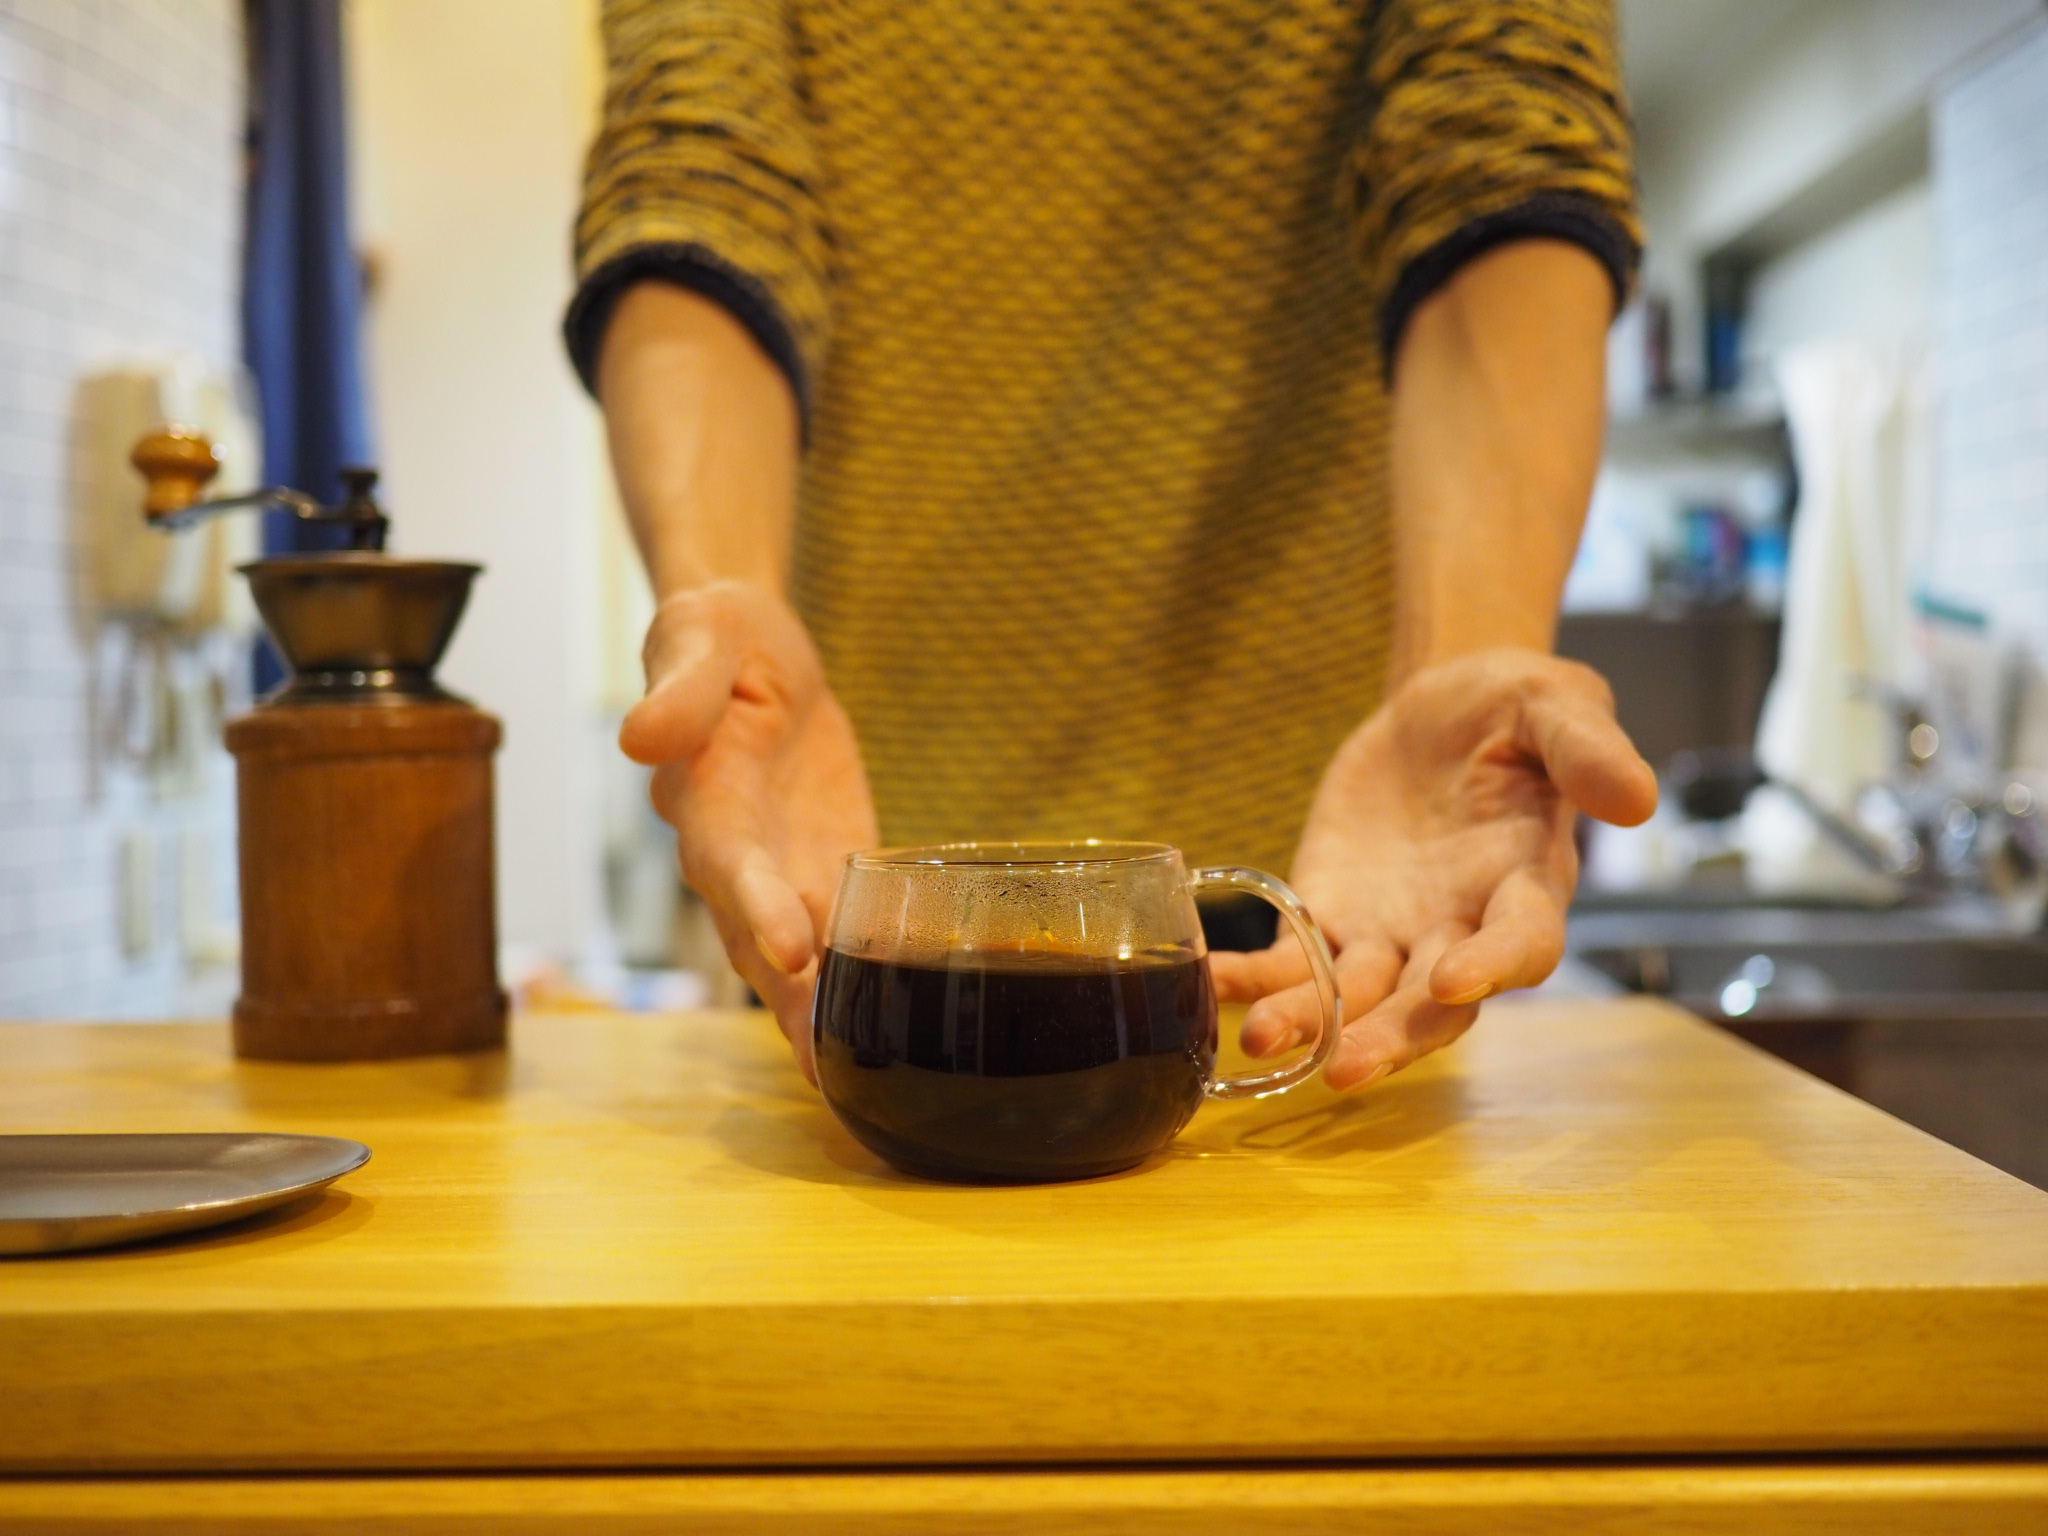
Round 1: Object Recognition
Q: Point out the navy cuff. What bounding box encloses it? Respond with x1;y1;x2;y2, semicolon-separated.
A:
1380;192;1639;373
563;244;813;436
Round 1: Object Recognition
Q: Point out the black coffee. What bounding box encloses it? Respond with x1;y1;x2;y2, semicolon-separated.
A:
814;947;1218;1183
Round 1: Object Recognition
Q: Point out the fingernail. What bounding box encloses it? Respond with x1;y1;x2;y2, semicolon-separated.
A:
1245;1024;1294;1056
1325;1036;1393;1089
1439;981;1494;1007
755;932;795;975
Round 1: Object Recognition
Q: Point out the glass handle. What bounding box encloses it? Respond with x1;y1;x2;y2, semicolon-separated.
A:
1193;866;1342;1100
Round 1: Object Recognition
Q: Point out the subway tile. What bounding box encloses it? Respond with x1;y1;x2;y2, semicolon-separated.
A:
1934;22;2048;663
0;952;72;1004
0;0;237;1015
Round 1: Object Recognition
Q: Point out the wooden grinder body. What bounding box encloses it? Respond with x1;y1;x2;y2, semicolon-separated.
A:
226;702;506;1060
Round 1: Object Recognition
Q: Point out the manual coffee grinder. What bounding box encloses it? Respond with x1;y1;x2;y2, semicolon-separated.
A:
132;428;506;1061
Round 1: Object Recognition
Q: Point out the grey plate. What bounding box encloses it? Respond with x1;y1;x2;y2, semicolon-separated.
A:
0;1133;371;1256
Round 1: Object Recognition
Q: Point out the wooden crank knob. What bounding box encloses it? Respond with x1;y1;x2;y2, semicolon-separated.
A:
131;427;222;521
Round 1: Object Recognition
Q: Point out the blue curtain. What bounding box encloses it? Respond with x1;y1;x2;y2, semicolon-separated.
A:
242;0;373;559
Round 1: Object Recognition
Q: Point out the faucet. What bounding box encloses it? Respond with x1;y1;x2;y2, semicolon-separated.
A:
1667;738;2043;901
1666;749;1906;878
1849;679;2043;897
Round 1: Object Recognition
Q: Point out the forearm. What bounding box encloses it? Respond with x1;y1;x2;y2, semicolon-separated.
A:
595;283;802;599
1386;239;1612;679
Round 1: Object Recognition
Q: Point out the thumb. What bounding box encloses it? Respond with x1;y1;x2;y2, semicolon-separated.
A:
619;610;743;765
1521;682;1659;827
730;848;820;979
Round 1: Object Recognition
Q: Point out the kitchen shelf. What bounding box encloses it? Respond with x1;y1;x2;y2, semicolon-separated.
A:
1606;397;1788;461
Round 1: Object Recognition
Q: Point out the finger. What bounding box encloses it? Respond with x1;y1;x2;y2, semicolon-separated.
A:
795;877;840;950
619;619;742;765
1209;943;1311;1003
728;847;819;977
1240;937;1402;1059
1427;868;1567;1005
667;781;820;978
1325;923;1478;1090
1520;675;1659;827
757;965;820;1086
710;905;820;1087
1327;997;1480;1091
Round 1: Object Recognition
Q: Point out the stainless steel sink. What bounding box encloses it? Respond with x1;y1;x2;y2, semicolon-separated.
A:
1571;913;2048;1190
1577;936;2048;1021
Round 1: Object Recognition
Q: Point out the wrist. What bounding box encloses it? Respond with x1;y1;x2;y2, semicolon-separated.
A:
648;551;789;605
1390;602;1558;684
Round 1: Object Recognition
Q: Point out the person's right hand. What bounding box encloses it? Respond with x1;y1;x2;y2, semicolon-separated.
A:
620;580;878;1080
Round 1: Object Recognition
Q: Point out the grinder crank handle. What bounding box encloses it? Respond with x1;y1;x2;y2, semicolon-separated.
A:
130;428;387;549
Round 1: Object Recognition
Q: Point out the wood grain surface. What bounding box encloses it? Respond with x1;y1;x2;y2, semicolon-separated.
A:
226;703;505;1060
1;999;2045;1473
1;1460;2045;1534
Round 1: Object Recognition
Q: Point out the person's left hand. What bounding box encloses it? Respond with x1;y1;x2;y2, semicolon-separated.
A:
1209;649;1658;1090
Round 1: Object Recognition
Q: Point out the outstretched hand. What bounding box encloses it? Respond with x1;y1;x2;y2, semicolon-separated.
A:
1210;650;1656;1090
621;581;877;1079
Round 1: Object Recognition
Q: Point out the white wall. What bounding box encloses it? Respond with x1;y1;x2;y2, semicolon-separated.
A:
346;0;614;969
0;1;242;1017
1746;181;1936;363
1927;21;2048;660
1632;0;2041;392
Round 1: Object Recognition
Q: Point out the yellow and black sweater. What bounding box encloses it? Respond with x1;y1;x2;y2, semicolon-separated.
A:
569;0;1640;872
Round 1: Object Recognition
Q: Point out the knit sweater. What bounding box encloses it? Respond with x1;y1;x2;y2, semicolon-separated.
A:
569;0;1639;872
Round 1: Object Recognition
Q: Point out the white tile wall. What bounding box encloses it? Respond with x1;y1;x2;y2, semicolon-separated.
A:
0;1;241;1017
1930;19;2048;658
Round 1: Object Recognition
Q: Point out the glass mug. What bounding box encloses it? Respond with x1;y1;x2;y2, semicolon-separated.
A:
812;841;1342;1183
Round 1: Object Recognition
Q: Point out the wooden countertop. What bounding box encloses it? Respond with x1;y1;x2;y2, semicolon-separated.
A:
2;999;2046;1474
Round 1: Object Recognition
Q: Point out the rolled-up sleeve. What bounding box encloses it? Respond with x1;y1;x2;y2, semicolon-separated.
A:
1349;0;1642;365
565;0;831;421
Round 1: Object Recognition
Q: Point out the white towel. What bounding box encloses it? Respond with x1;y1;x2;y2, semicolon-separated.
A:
1739;342;1932;896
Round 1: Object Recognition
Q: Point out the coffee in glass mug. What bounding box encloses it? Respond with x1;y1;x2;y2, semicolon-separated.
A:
813;842;1340;1183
